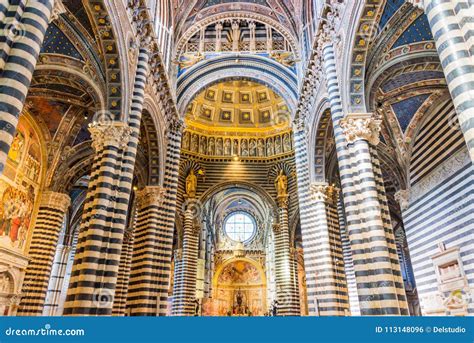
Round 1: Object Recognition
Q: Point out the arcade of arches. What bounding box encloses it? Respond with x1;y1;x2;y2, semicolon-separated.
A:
0;0;472;317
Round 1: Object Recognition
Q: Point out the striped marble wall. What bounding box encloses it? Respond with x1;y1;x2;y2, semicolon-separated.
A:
404;99;474;315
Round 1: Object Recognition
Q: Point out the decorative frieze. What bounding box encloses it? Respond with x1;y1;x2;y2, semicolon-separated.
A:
181;129;293;158
339;113;382;145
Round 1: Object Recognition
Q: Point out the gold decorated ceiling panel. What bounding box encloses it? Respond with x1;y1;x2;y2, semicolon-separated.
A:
185;80;290;134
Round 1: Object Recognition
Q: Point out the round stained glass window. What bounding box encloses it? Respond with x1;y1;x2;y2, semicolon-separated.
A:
224;212;256;242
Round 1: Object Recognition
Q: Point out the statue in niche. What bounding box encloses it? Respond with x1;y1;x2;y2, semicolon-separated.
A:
233;139;239;156
182;131;190;150
249;139;256;156
275;170;288;197
224;139;231;156
208;137;215;155
191;134;199;152
257;139;265;156
283;133;291;152
199;136;207;155
241;139;249;156
185;169;197;198
0;273;12;293
216;138;223;155
275;136;282;154
266;138;274;156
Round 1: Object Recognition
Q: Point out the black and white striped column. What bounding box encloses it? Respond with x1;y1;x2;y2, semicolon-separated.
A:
321;40;408;315
63;48;149;315
337;198;360;316
423;0;474;162
18;191;70;316
0;0;54;174
113;228;135;316
127;186;173;316
273;196;300;316
171;201;200;316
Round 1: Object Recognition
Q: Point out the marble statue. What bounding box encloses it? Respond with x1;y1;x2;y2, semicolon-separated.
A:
266;138;274;156
283;133;291;152
208;138;215;155
275;136;282;154
191;134;199;152
257;139;265;156
182;131;190;150
233;140;239;156
216;138;223;155
241;139;249;156
249;139;256;156
224;139;231;156
200;136;207;155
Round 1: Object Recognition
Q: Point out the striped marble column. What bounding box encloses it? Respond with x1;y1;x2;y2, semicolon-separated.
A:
340;113;408;315
127;186;173;316
369;145;409;315
171;201;200;316
321;40;407;315
337;198;361;316
18;191;70;316
0;0;54;174
273;196;300;316
423;0;474;162
113;228;135;316
63;122;132;316
64;47;149;316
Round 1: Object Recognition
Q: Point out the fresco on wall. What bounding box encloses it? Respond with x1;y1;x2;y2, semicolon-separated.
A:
203;260;266;316
0;118;41;252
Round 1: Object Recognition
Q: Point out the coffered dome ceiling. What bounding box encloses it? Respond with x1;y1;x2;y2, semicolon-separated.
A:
184;80;291;134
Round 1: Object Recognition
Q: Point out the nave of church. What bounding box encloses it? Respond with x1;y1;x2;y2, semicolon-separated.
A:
0;0;473;317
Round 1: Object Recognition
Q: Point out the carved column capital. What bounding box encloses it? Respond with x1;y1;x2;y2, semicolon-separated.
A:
395;189;410;211
407;0;424;10
136;186;167;209
277;195;289;209
167;118;184;136
89;122;132;152
340;113;382;145
272;223;282;234
40;191;71;213
309;182;330;202
50;0;67;23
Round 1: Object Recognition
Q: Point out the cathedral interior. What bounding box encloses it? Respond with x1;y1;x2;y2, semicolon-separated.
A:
0;0;473;317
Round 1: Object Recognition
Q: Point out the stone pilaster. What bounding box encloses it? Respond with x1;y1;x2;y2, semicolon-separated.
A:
273;195;300;316
18;191;70;316
171;199;200;316
127;186;172;316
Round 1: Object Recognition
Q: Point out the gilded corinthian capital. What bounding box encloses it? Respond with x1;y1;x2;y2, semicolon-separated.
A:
339;113;382;145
